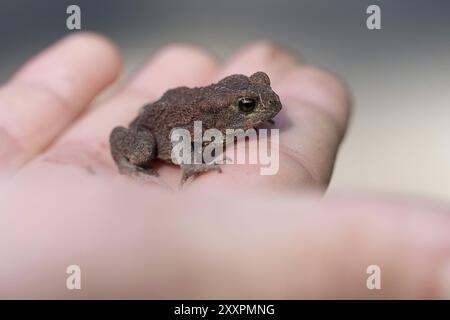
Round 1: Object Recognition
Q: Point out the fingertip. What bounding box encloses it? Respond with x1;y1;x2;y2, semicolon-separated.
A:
239;40;303;64
69;32;123;87
215;40;299;82
21;31;122;70
69;32;123;78
62;31;121;56
152;43;218;65
13;32;123;99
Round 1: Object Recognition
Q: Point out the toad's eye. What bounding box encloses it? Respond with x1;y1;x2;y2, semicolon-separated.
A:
238;97;257;113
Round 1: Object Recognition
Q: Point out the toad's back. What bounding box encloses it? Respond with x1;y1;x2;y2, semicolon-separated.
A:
129;86;215;161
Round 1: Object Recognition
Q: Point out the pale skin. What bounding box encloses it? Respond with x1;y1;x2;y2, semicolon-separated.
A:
1;33;449;299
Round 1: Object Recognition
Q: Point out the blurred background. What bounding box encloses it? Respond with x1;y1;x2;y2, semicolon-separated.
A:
1;0;449;200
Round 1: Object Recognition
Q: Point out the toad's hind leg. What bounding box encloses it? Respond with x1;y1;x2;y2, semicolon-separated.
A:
109;126;159;182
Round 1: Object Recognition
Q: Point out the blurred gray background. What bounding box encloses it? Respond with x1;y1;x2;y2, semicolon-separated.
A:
1;0;449;199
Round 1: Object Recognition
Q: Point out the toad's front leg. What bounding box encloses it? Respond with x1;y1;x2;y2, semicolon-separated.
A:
180;162;222;185
179;142;226;185
109;126;159;181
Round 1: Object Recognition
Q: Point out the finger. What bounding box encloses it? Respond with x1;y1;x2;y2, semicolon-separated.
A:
0;33;121;175
274;66;352;185
23;44;219;180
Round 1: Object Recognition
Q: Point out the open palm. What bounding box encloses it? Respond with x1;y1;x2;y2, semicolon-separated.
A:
1;33;448;299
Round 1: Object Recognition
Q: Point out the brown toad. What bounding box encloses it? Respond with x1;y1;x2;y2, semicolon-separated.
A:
109;71;282;184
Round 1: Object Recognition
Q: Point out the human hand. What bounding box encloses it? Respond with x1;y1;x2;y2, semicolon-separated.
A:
1;33;449;299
